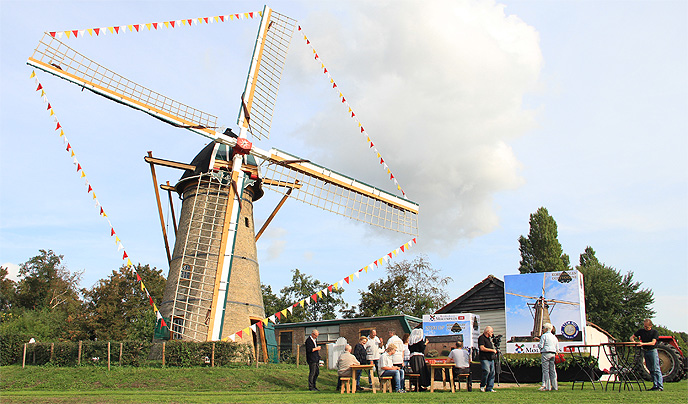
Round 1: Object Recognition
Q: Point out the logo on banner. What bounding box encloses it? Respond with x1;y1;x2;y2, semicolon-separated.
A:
561;321;580;339
514;344;525;353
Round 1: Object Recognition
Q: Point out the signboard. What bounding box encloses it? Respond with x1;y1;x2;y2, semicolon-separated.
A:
422;313;480;349
504;270;586;354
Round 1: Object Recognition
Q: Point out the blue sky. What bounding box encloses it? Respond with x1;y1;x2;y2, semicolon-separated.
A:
1;0;686;334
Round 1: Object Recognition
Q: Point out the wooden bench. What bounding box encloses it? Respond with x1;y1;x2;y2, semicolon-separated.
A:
406;373;421;391
380;376;393;393
454;373;471;391
339;376;353;394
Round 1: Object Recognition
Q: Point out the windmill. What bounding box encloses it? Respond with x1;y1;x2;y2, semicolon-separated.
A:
27;6;419;347
505;272;579;341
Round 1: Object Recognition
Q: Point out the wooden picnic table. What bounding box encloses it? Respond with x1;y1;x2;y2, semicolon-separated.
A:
428;362;455;392
349;364;376;393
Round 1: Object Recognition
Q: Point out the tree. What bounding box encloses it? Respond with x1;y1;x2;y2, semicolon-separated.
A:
14;250;83;311
348;255;452;318
518;207;570;273
0;266;16;311
262;269;347;323
83;264;166;341
576;246;654;339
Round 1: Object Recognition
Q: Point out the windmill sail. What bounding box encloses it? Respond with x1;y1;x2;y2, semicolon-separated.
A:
238;8;297;140
27;34;219;140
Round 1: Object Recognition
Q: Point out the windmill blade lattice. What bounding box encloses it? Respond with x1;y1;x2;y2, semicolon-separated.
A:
261;148;419;235
28;34;219;139
238;9;297;141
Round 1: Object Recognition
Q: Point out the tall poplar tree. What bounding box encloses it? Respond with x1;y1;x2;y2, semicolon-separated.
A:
518;207;570;273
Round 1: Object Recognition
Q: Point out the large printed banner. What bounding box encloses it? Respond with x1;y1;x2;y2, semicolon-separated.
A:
504;270;587;354
422;313;480;349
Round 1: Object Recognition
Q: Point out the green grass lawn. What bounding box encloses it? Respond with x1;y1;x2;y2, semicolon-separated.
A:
1;364;685;403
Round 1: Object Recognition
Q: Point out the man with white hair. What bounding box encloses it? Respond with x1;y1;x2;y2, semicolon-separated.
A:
537;323;559;391
305;329;322;391
335;344;360;391
478;326;497;392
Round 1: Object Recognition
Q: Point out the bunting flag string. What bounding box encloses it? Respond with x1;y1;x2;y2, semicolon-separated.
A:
46;11;262;40
221;237;418;342
30;70;166;328
297;25;409;199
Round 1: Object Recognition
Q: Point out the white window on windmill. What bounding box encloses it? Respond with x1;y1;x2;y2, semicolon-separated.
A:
172;317;185;339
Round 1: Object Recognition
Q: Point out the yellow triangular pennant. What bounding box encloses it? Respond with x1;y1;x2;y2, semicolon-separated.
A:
30;71;36;78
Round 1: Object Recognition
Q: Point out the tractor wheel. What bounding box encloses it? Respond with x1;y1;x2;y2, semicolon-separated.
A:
636;342;685;383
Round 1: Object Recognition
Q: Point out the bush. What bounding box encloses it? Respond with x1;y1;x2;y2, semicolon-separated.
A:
0;330;32;365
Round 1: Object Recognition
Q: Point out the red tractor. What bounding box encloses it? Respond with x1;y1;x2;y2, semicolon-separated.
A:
637;336;687;382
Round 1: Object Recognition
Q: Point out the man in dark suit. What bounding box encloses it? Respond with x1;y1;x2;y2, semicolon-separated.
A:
305;329;322;391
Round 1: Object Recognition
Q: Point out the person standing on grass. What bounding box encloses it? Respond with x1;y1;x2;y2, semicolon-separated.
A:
478;326;497;392
631;319;663;391
538;323;559;391
353;336;369;391
365;329;382;384
386;329;404;367
305;329;321;391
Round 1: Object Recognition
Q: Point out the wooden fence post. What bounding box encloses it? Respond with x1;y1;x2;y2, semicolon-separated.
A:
50;343;54;363
78;341;82;366
119;343;123;366
211;343;215;368
22;343;26;369
296;345;300;367
107;342;111;371
162;342;165;367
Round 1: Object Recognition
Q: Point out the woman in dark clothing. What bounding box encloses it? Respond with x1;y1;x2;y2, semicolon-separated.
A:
353;336;369;391
408;329;430;390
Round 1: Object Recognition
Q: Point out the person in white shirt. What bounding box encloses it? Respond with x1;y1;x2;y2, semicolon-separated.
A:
364;329;382;384
537;323;559;391
447;341;472;391
386;329;404;367
379;345;405;392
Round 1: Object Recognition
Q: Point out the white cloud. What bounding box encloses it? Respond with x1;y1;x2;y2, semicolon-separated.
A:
289;0;542;251
1;262;21;281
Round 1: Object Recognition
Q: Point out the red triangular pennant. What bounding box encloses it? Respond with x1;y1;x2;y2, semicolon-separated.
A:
110;228;116;236
149;296;154;306
307;39;310;45
341;97;346;103
36;84;43;91
134;24;140;32
333;82;337;88
237;330;243;338
298;26;302;31
360;127;365;133
328;285;333;292
76;164;82;171
136;272;142;281
94;28;100;36
72;30;78;37
413;237;417;244
390;173;395;180
160;318;167;327
370;142;374;148
204;17;209;23
388;252;393;259
170;21;175;28
66;143;71;151
311;293;318;302
235;14;240;19
153;22;158;29
123;251;129;259
249;12;254;18
380;158;384;164
314;53;319;60
114;26;120;33
49;32;56;37
293;302;299;308
276;312;281;320
400;245;405;252
345;277;350;284
256;320;263;329
47;103;51;110
187;19;192;25
351;112;355;117
87;185;92;193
